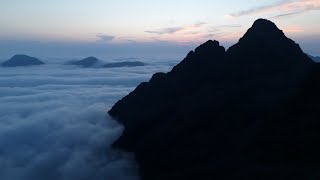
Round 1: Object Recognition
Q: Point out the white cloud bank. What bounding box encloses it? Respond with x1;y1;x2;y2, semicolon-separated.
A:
0;61;175;180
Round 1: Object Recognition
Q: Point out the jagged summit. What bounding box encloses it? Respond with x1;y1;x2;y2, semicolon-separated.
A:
195;40;221;53
2;55;44;67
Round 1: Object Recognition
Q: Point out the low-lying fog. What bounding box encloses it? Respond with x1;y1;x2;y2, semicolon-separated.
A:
0;58;178;180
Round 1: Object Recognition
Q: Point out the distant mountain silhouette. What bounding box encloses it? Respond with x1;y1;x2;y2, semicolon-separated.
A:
68;56;100;67
109;19;319;179
103;61;144;68
307;54;320;62
2;55;44;67
68;57;144;68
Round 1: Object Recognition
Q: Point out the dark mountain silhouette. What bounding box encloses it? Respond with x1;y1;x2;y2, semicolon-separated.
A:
307;54;320;62
103;61;144;68
109;19;320;179
2;55;44;67
68;56;99;67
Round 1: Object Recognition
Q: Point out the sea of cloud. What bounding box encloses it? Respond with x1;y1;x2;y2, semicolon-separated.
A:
0;59;178;180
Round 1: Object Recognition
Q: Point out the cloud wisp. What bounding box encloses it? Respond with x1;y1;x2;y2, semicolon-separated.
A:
208;24;242;33
145;27;184;35
269;11;303;19
96;35;115;43
145;22;208;35
212;24;242;28
228;0;320;18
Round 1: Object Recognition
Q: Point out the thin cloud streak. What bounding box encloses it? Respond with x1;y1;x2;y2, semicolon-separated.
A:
212;24;242;28
193;22;208;27
145;27;184;35
269;11;303;19
145;22;208;35
209;24;242;33
228;0;320;17
96;35;115;42
202;33;223;39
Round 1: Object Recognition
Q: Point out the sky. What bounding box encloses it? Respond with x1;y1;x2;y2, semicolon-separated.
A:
0;0;319;59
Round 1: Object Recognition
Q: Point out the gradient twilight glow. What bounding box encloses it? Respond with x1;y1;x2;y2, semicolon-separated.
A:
0;0;319;58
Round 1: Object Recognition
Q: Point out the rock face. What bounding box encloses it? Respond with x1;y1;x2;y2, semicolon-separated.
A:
2;55;44;67
103;61;144;68
109;19;319;179
69;56;99;67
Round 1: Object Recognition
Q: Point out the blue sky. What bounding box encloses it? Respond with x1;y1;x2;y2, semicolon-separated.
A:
0;0;319;59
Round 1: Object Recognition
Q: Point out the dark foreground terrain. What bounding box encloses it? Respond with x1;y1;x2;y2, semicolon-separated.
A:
109;19;320;179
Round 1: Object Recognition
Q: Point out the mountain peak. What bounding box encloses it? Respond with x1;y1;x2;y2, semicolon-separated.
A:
84;56;98;61
195;40;221;53
240;18;285;43
252;18;277;28
72;56;99;67
2;54;44;67
227;18;313;67
203;40;219;46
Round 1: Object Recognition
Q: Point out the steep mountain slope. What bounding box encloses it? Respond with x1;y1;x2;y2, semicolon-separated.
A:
109;19;319;179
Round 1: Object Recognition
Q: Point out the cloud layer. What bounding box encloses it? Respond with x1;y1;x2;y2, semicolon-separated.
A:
0;61;175;180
